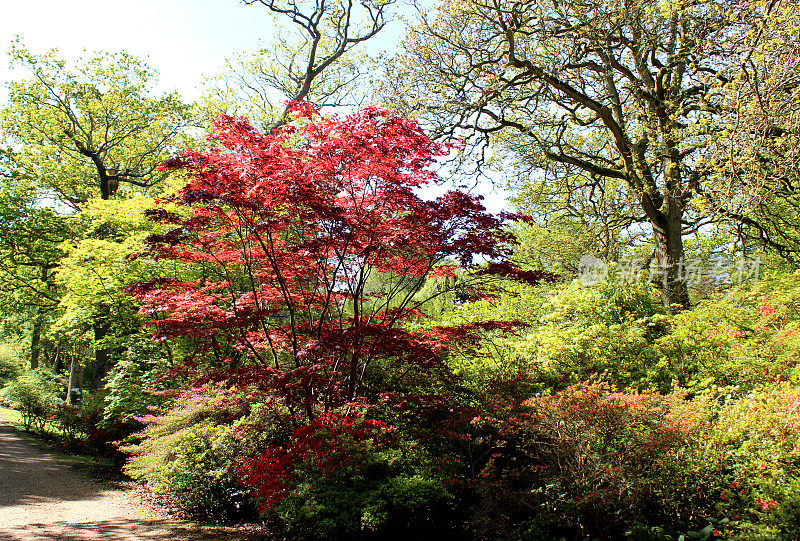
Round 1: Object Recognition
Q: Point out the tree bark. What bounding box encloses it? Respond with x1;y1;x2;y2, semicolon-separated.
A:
29;313;42;369
92;319;113;389
29;264;54;369
652;200;690;309
52;343;63;372
66;353;82;405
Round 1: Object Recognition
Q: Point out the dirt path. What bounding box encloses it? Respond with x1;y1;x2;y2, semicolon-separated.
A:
0;418;237;541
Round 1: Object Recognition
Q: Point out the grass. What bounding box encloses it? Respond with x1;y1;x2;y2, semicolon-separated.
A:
0;404;22;424
0;404;62;438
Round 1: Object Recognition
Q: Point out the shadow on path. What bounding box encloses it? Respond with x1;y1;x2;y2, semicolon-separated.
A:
0;418;253;541
0;421;109;509
0;519;238;541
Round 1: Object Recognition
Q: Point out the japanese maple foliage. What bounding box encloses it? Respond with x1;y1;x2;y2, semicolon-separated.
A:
128;103;553;424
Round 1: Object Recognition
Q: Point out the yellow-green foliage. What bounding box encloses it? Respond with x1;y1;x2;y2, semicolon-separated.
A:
441;279;672;393
445;272;800;396
432;280;554;392
54;196;191;336
521;280;670;390
661;272;800;392
0;343;24;385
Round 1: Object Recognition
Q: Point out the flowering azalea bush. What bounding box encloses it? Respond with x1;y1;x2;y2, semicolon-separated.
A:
659;272;800;393
690;384;800;539
467;379;705;539
123;385;257;521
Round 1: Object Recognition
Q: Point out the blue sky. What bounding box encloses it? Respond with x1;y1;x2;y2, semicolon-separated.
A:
0;0;404;100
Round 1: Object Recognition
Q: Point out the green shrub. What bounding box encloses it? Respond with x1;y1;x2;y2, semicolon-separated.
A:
660;272;800;393
103;336;173;426
691;385;800;539
122;385;256;522
0;372;61;432
0;343;24;386
507;280;672;392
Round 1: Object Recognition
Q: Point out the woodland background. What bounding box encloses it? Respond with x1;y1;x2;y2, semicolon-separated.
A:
2;0;800;539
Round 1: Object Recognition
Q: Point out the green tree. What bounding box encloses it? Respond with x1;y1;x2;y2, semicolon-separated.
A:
53;196;183;388
385;0;776;307
509;171;645;275
1;42;195;383
0;148;74;367
2;41;195;206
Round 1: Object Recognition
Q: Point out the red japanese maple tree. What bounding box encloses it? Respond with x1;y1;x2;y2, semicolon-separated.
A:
128;103;551;427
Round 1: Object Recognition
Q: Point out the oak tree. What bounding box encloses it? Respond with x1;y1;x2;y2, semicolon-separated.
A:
204;0;392;128
2;41;195;207
698;0;800;262
385;0;774;306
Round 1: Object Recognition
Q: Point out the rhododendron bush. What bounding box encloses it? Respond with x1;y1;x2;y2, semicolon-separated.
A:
125;104;552;533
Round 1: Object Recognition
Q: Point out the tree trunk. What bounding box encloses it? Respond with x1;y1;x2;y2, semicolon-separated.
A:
30;313;42;369
92;320;113;389
30;265;53;369
653;202;690;309
66;353;82;405
52;344;63;372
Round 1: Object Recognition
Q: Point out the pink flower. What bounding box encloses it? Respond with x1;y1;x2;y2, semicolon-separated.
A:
760;305;776;317
756;496;777;510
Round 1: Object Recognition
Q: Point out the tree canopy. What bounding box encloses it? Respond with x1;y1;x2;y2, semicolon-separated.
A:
129;104;550;422
2;41;195;206
384;0;790;306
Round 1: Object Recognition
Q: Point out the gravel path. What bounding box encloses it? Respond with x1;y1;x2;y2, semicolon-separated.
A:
0;418;235;541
